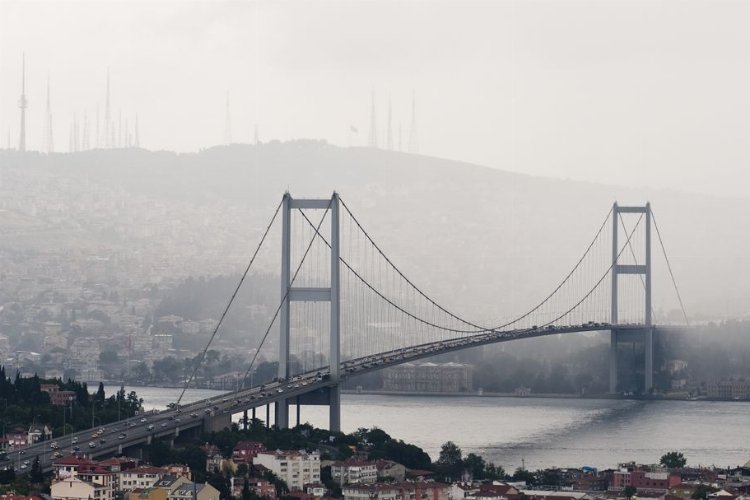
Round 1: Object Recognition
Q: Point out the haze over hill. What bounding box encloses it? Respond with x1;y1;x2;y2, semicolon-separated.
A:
1;142;748;322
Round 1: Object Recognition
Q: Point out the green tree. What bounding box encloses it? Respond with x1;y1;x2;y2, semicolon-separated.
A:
512;467;536;485
96;382;106;402
623;486;637;498
29;457;43;483
463;453;486;480
485;462;506;480
242;478;251;500
236;463;249;477
691;485;717;500
436;441;463;481
660;451;687;469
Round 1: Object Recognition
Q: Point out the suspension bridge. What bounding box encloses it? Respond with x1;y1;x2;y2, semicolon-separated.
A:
14;192;690;473
182;192;688;430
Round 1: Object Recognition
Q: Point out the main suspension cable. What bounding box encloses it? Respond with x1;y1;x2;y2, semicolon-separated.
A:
339;197;486;332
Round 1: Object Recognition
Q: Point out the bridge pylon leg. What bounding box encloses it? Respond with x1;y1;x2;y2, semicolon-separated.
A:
609;330;618;394
644;327;653;393
275;400;289;429
329;384;340;433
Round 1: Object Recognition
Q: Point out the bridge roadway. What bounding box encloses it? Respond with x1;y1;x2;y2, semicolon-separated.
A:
6;322;655;475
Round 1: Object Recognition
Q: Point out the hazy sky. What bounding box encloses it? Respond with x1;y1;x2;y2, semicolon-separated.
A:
2;1;750;197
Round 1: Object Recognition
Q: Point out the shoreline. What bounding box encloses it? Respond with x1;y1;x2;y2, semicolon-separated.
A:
98;383;749;403
341;389;749;403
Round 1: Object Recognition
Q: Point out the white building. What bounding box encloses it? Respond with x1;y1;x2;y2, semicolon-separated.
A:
343;484;400;500
254;450;321;491
331;459;378;485
51;476;111;500
119;466;166;491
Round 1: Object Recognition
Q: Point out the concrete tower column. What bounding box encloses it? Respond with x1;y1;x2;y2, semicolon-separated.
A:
644;203;653;392
610;202;619;394
329;193;341;432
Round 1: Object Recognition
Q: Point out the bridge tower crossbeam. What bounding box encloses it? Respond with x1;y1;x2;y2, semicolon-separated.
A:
278;193;341;431
610;202;653;394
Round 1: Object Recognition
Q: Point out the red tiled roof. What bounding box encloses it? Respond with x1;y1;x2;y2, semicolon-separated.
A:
123;466;166;475
53;456;96;466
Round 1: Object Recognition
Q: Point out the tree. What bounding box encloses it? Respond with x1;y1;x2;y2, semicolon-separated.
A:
30;457;43;483
512;467;536;485
660;451;687;469
485;462;506;480
242;478;251;500
691;484;717;500
436;441;463;481
96;382;106;402
463;453;486;480
623;486;637;498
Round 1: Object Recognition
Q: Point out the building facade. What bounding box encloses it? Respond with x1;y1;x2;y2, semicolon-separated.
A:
382;362;473;393
254;450;321;491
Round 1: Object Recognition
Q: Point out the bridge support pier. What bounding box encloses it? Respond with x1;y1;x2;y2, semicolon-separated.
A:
609;331;618;394
296;396;301;427
205;412;232;432
610;327;655;394
275;400;289;429
644;327;653;393
329;384;340;433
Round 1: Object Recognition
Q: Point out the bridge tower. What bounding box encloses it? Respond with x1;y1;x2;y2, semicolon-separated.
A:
610;202;652;394
278;193;341;431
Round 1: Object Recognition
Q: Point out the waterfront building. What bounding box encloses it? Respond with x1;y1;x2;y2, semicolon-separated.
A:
382;362;473;393
611;467;681;492
706;380;750;400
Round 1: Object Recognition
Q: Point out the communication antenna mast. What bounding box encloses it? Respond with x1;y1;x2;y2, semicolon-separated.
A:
368;90;378;148
45;74;54;153
386;97;393;150
105;68;111;148
225;91;232;144
408;90;418;154
18;53;28;152
135;113;140;147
